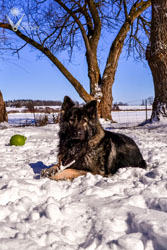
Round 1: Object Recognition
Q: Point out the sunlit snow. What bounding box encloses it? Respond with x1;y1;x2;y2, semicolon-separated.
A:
0;115;167;250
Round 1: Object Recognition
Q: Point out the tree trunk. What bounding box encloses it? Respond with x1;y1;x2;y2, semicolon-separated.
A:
98;20;131;120
146;0;167;121
98;83;113;120
0;91;8;123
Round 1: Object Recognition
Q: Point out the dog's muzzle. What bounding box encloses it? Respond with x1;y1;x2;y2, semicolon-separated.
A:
71;129;85;140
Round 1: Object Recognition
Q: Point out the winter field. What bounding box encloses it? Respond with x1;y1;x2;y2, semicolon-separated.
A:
7;106;152;125
0;109;167;250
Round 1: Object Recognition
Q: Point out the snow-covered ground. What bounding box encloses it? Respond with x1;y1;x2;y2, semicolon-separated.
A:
8;112;56;126
6;105;152;125
0;118;167;250
112;110;152;124
7;109;152;125
117;105;152;110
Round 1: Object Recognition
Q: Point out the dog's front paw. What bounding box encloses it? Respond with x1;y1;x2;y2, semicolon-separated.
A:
40;167;58;178
88;139;97;148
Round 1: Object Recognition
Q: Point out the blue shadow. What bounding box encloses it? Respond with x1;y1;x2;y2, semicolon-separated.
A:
29;161;49;173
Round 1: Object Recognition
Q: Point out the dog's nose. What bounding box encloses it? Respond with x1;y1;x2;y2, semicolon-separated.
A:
72;129;85;139
77;131;83;136
73;129;85;139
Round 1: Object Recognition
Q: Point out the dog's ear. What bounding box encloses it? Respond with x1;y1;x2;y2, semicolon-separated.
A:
84;100;97;117
62;96;75;112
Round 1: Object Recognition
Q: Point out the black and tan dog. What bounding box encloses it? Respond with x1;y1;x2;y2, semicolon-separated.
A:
41;96;146;180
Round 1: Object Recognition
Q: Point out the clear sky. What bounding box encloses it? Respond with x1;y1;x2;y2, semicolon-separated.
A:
0;43;154;105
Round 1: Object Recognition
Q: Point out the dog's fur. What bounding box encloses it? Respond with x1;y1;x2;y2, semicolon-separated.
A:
41;96;146;180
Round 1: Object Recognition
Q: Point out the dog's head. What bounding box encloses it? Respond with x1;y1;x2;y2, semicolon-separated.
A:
59;96;98;141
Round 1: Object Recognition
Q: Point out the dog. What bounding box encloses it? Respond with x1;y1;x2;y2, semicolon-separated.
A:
41;96;146;180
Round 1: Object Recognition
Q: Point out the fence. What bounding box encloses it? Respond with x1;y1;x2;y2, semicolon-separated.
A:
111;98;152;124
7;104;152;127
112;110;152;124
7;107;59;127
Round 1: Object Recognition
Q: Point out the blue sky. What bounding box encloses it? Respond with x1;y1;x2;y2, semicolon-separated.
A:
0;44;154;104
0;1;153;105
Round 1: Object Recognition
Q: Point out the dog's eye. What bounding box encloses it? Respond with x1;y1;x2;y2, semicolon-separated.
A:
83;117;88;123
69;117;75;124
82;117;88;125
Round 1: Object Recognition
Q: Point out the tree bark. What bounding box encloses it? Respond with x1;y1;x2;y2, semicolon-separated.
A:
0;91;8;123
99;81;113;120
146;0;167;121
98;19;131;120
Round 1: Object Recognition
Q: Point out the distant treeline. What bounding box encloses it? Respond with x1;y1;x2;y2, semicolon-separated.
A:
5;99;80;108
5;99;63;107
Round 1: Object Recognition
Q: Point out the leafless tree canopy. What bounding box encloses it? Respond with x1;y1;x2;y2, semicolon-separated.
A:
0;0;150;58
0;0;151;119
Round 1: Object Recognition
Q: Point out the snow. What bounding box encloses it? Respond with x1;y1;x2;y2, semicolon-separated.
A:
94;83;103;100
151;103;167;122
117;106;152;110
0;118;167;250
7;112;58;126
7;107;152;125
112;110;152;124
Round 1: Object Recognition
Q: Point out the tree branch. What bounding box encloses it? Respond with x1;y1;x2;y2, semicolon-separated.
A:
123;0;128;20
13;43;28;58
79;4;94;39
87;0;101;45
54;0;91;54
139;15;150;39
103;0;151;79
41;14;70;47
0;22;92;102
129;0;151;22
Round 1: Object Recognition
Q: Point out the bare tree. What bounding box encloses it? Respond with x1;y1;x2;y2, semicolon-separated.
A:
0;91;8;123
0;0;151;120
146;0;167;121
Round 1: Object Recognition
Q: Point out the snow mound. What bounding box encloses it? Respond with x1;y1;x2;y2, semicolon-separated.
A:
0;123;167;249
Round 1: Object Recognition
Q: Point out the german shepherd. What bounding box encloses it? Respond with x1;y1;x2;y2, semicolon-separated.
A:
41;96;146;180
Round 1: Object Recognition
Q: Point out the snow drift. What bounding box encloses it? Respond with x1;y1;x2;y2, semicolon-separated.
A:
0;121;167;250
